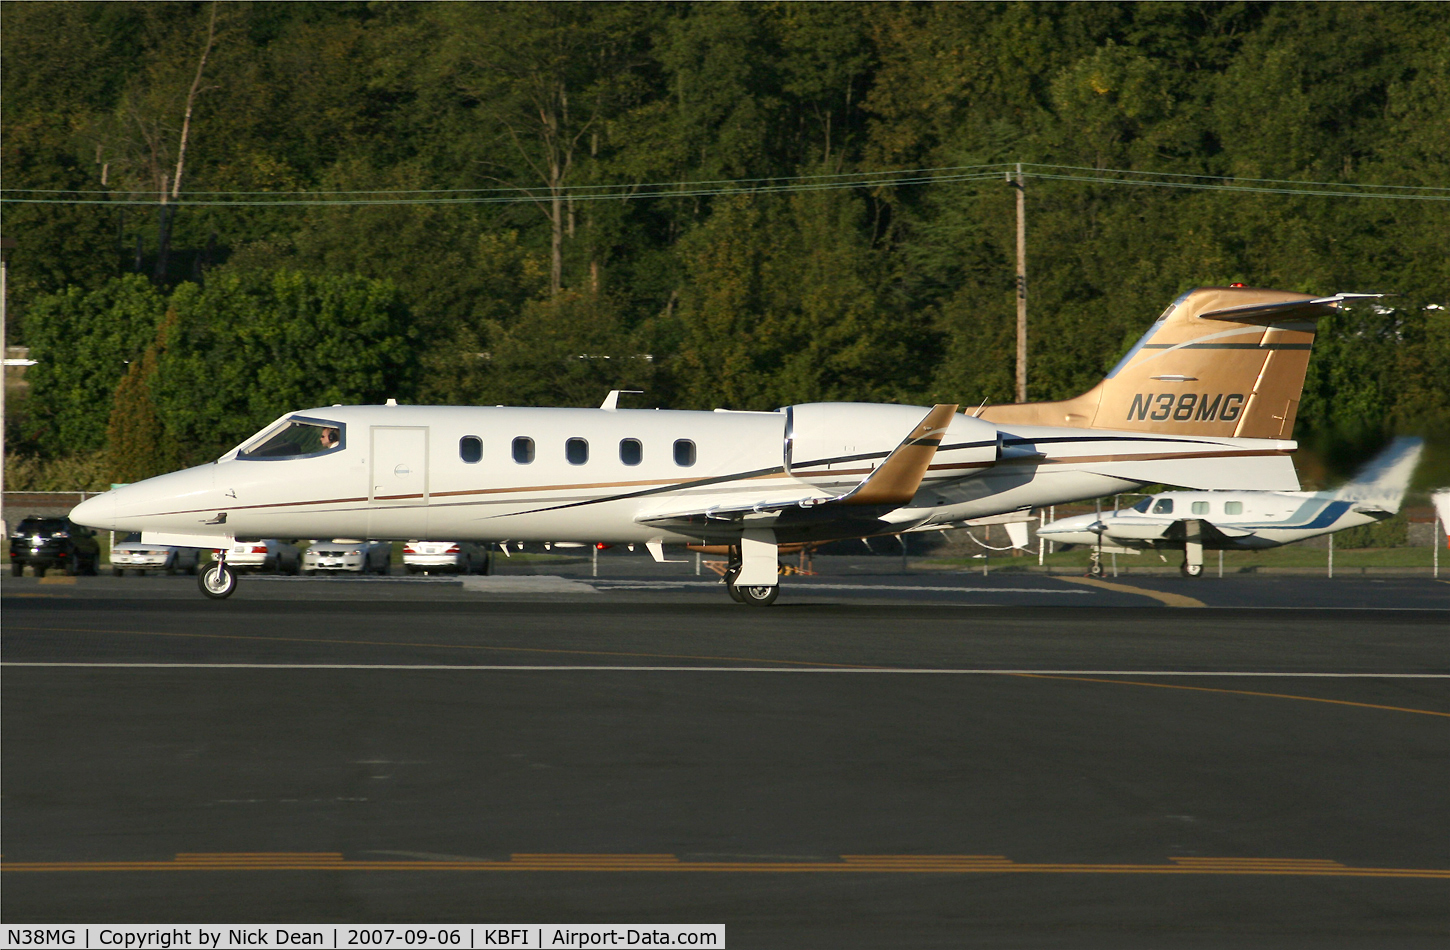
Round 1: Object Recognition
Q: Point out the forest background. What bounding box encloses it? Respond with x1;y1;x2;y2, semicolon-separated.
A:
3;1;1447;492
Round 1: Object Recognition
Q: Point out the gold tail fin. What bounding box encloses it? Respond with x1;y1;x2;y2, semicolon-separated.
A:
979;287;1368;439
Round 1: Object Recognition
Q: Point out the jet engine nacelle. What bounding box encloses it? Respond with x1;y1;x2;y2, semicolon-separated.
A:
784;402;999;492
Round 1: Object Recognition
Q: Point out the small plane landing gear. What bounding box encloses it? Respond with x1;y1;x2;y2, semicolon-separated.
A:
198;556;238;599
1180;561;1204;578
1087;550;1105;578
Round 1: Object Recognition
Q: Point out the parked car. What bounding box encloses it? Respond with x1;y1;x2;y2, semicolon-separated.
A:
8;516;101;577
225;539;301;574
302;540;392;575
402;541;491;575
110;533;201;576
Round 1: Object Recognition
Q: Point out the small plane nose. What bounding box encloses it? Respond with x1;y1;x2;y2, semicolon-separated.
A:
70;491;118;531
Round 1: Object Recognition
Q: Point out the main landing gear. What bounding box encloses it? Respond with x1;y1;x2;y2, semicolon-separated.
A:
198;553;238;599
722;529;782;606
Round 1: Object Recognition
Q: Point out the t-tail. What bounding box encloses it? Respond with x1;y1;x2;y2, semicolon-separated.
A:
980;287;1378;438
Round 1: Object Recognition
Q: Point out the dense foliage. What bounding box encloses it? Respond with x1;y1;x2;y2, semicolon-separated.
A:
3;1;1447;485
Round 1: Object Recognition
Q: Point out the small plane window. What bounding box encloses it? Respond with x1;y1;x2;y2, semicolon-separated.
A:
1191;501;1209;515
459;436;483;464
1224;501;1243;515
1152;498;1174;515
239;418;344;459
566;437;589;465
512;437;535;464
620;439;642;466
674;439;696;467
1131;498;1152;513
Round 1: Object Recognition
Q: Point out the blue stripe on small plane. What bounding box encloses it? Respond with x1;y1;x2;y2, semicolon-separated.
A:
1235;498;1352;531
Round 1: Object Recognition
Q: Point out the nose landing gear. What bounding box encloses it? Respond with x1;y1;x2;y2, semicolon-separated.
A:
198;552;238;599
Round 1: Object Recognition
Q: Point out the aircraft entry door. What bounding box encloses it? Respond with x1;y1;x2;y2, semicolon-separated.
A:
370;426;429;507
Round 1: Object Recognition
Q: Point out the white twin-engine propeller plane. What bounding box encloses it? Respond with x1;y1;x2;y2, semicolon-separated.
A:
70;286;1374;603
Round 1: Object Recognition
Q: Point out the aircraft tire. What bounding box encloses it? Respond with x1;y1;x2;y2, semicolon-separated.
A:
738;584;780;606
12;561;25;577
1087;561;1104;578
198;562;238;599
1181;562;1204;578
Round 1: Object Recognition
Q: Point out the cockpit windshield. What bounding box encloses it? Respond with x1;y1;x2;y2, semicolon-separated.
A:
1130;497;1153;513
238;417;345;460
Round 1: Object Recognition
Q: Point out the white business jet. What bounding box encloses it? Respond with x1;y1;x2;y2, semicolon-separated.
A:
1038;436;1423;576
70;286;1374;603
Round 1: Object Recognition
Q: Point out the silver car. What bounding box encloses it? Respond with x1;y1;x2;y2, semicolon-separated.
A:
225;539;302;575
402;541;491;575
110;534;200;576
303;540;392;575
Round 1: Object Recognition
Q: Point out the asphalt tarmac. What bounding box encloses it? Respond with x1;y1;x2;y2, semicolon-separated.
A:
3;565;1447;947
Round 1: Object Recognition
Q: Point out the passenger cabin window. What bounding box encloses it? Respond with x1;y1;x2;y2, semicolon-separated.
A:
239;418;345;459
459;436;483;464
1224;501;1244;515
674;439;696;467
512;437;535;464
1151;498;1174;515
566;438;589;465
1191;501;1209;515
619;439;642;466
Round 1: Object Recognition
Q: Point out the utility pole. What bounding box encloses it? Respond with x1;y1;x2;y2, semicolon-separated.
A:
1012;163;1028;403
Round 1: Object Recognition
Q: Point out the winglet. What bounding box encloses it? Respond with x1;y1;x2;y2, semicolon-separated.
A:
841;404;958;506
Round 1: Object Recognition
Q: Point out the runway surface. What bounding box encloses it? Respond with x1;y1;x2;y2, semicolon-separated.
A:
3;569;1447;947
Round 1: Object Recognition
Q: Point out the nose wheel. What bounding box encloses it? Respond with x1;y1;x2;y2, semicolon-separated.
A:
198;557;238;599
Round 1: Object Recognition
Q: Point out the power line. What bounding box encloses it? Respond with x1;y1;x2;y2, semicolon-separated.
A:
2;163;1445;206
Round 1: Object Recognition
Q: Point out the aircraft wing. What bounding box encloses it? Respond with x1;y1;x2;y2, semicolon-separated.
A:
1161;519;1255;542
637;404;958;534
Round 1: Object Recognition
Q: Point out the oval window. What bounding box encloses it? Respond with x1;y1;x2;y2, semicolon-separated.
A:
674;439;696;467
620;439;642;466
566;437;589;465
512;437;535;464
460;436;483;464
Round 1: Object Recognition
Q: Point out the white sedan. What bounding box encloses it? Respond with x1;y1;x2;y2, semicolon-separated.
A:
402;541;491;574
225;539;302;574
110;534;200;576
303;540;393;575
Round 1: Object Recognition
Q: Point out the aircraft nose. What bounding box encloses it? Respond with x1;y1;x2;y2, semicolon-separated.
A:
70;491;118;531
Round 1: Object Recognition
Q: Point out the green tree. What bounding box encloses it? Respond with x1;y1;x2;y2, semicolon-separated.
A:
151;269;420;464
17;275;167;455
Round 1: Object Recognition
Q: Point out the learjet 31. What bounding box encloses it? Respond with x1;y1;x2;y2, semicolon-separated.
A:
70;286;1374;603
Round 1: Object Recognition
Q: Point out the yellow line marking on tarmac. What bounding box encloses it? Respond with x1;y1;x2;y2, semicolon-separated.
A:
3;625;877;670
1058;576;1205;607
1016;673;1450;719
3;853;1446;878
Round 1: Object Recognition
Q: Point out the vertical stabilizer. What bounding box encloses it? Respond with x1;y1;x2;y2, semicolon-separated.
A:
1333;437;1424;513
980;287;1370;438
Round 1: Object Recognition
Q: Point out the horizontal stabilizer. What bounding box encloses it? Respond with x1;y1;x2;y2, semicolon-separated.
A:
1199;293;1382;324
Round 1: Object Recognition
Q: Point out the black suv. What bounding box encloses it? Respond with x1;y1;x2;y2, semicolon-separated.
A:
8;516;101;577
